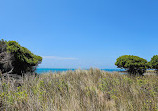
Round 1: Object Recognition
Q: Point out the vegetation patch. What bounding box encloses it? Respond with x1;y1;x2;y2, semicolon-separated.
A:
0;69;158;111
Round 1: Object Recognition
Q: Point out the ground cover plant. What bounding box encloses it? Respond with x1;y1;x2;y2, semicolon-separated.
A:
0;69;158;111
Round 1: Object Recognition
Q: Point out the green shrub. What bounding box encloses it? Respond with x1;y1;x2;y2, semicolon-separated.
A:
0;39;13;73
115;55;148;75
0;39;42;75
149;55;158;70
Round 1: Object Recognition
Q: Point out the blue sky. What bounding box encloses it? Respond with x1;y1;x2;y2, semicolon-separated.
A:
1;0;158;69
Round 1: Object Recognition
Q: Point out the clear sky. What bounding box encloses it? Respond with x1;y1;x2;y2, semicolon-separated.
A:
1;0;158;69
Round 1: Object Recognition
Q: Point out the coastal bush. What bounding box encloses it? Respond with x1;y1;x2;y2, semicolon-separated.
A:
115;55;148;75
0;39;42;75
0;39;13;73
149;55;158;70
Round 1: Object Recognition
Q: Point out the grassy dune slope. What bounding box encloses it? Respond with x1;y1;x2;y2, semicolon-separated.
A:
0;69;158;111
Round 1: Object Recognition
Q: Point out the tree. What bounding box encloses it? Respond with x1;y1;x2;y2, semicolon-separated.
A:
115;55;148;75
0;39;42;75
149;55;158;70
0;39;13;73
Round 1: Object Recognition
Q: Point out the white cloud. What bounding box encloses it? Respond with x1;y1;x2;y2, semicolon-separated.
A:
42;56;78;60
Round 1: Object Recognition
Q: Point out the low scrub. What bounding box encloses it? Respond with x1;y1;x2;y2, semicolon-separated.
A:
0;69;158;111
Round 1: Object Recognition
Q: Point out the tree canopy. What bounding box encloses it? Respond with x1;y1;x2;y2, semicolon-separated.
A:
0;39;42;75
149;55;158;70
115;55;148;75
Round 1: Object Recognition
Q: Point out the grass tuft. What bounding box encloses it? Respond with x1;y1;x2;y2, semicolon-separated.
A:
0;69;158;111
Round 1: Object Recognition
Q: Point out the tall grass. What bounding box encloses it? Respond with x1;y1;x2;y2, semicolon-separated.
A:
0;69;158;111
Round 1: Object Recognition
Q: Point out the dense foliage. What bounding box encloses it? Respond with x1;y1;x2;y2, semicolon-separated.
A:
149;55;158;70
115;55;148;75
0;39;42;75
0;39;13;73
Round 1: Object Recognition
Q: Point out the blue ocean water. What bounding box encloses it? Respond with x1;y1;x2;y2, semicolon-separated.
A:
36;68;124;74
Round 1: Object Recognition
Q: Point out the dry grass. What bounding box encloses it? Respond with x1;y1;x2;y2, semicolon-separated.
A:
0;68;158;111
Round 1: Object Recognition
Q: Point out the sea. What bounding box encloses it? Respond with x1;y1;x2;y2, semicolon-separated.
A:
36;68;124;74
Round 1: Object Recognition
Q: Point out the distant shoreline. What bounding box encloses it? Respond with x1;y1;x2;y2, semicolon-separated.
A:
36;68;125;74
36;68;158;75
